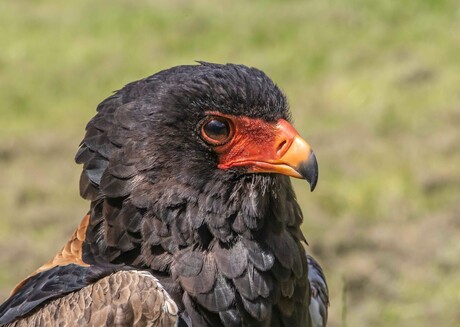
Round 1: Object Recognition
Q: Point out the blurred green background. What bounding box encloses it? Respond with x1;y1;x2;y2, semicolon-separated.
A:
1;0;460;326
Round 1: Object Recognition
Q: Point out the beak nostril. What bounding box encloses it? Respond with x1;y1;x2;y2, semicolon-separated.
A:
276;140;288;157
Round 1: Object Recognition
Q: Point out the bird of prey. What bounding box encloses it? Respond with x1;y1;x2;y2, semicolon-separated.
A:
0;62;328;327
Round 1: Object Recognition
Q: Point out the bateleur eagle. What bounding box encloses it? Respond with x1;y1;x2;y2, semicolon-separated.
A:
0;62;329;327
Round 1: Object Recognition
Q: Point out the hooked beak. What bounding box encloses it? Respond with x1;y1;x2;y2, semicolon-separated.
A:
216;117;319;191
275;144;319;191
299;151;319;191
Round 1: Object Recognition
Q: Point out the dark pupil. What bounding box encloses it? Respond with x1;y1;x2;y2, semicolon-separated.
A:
204;119;229;141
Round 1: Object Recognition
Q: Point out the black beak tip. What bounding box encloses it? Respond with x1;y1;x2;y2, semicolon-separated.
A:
299;151;319;192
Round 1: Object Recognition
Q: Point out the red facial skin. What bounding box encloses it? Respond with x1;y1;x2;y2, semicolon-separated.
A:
201;112;314;180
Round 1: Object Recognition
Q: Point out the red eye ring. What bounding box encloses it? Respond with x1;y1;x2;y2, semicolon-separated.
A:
201;116;234;145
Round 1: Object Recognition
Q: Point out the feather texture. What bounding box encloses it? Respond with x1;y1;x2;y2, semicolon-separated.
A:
2;270;178;327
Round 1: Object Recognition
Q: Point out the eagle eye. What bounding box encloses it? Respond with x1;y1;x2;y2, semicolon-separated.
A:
201;116;233;145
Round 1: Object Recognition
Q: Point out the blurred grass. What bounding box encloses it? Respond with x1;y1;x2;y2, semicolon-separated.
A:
1;0;460;326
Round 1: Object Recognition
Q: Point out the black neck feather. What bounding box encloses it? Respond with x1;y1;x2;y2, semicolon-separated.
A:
82;174;310;327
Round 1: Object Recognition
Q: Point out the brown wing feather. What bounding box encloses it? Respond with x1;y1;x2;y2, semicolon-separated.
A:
5;270;178;327
10;215;90;297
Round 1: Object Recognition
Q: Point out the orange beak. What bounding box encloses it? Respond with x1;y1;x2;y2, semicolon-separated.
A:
215;117;319;191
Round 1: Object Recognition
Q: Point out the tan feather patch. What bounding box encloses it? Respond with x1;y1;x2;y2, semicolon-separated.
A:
11;215;90;295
